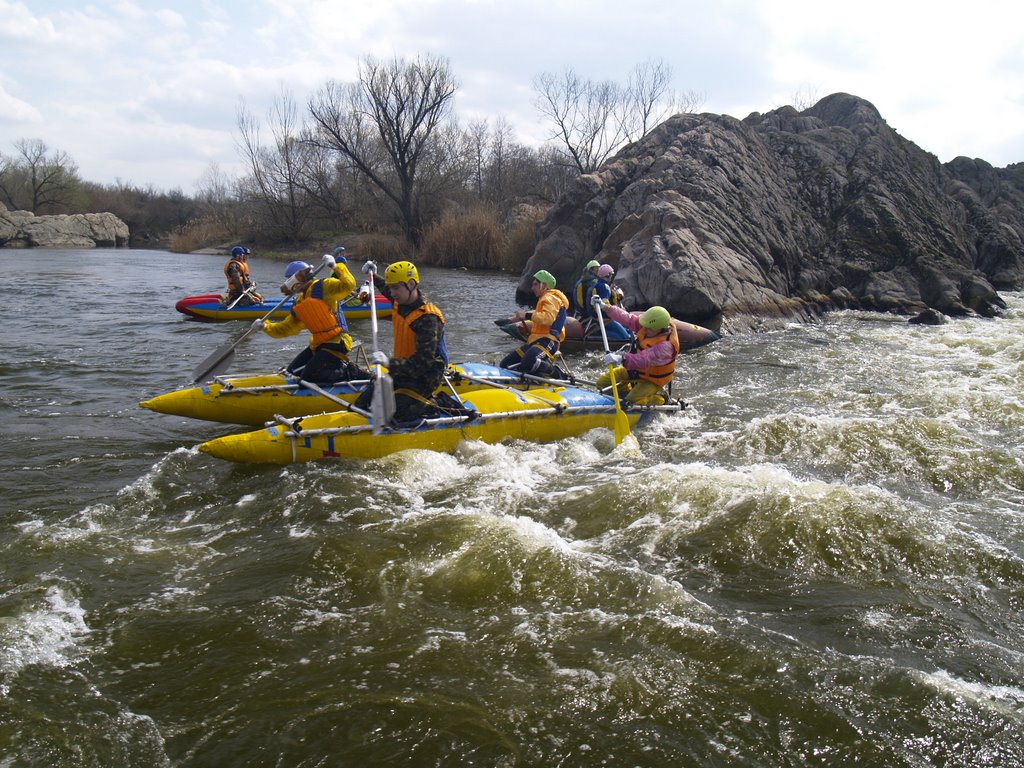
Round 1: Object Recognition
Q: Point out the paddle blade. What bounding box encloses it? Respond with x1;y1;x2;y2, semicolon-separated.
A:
613;407;631;445
606;364;632;446
192;341;235;383
371;370;396;434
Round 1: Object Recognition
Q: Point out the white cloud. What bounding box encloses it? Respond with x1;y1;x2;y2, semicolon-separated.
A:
0;0;1021;193
0;0;57;40
0;82;43;124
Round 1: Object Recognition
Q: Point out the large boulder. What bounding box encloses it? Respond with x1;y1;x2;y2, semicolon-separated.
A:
0;202;129;248
518;93;1024;330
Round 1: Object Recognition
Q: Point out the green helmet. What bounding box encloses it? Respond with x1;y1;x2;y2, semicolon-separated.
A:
585;260;600;271
533;270;556;289
639;306;672;330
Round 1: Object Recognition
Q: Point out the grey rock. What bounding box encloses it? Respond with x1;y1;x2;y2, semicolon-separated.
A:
517;93;1024;331
909;308;948;325
0;202;129;248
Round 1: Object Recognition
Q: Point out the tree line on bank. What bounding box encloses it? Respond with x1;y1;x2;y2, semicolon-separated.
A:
0;54;699;270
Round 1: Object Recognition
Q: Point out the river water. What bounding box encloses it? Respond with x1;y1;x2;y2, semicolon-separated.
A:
2;248;1023;767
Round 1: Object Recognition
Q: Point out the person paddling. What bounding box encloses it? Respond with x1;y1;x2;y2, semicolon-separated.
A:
224;245;262;306
500;270;570;380
584;264;630;341
251;254;366;383
354;260;449;423
594;300;680;405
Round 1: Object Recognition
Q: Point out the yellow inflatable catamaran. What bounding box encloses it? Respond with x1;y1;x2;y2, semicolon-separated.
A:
197;381;678;465
141;363;557;426
142;362;685;465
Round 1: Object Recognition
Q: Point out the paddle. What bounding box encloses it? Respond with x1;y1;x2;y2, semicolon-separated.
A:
592;300;632;445
366;270;396;433
191;263;325;383
284;373;372;418
456;371;566;411
224;284;259;311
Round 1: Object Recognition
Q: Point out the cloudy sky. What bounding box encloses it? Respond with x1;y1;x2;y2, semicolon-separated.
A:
2;0;1021;193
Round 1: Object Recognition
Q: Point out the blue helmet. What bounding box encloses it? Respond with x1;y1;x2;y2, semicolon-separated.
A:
230;245;248;258
284;260;311;278
332;246;347;263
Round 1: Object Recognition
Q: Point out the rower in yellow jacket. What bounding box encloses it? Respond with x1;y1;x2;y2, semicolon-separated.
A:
499;269;570;379
251;253;366;383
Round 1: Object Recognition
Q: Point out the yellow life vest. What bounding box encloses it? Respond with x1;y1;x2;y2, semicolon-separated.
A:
527;289;569;344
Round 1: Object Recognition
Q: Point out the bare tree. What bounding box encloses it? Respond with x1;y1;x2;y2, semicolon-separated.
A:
0;153;13;209
532;59;697;175
0;138;80;213
532;67;626;174
308;53;459;245
466;118;489;197
791;85;822;111
236;89;317;243
194;162;247;234
623;59;673;139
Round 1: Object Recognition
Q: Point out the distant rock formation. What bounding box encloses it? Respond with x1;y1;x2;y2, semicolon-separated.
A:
0;202;129;248
517;93;1024;330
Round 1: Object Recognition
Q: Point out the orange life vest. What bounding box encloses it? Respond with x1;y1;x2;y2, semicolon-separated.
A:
291;281;340;346
635;323;680;387
528;289;569;344
224;258;252;288
392;303;446;359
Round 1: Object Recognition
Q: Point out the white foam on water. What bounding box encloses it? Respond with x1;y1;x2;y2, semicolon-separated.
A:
0;585;90;679
913;668;1024;721
15;503;110;545
354;437;598;519
116;446;198;506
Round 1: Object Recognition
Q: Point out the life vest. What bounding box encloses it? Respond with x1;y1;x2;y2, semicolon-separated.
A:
224;258;252;288
392;302;448;363
528;289;569;344
572;276;596;315
606;281;622;307
584;279;619;317
634;323;680;387
334;295;350;334
291;280;340;346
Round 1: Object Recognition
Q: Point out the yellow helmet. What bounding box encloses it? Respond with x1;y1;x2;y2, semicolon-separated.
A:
639;306;672;330
385;261;419;285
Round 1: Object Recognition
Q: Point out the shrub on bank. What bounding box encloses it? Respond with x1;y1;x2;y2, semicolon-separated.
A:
169;216;234;253
419;207;502;269
418;205;542;272
498;213;539;273
352;234;409;266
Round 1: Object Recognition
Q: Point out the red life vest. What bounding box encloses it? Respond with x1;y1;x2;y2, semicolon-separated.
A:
635;323;680;387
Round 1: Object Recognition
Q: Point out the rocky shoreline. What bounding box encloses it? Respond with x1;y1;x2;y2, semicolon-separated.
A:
0;202;129;248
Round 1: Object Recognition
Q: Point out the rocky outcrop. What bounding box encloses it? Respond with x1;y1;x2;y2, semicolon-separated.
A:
518;93;1024;330
0;202;129;248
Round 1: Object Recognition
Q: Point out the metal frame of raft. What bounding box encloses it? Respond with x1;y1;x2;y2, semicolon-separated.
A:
213;376;372;396
268;400;685;463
